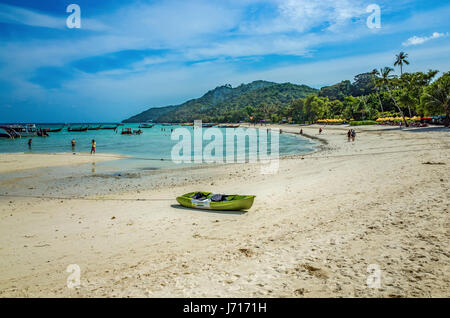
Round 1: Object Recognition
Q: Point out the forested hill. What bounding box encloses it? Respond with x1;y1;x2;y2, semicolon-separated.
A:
122;80;318;123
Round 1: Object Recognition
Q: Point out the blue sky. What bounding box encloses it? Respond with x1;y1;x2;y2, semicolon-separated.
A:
0;0;449;122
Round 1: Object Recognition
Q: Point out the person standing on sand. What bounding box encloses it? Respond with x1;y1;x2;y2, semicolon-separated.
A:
91;139;96;155
300;129;303;135
351;129;356;142
347;129;351;142
319;127;322;134
28;138;32;149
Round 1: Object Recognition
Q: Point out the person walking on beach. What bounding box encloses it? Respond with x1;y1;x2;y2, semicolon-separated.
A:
319;127;323;134
351;129;356;142
347;129;351;142
300;129;303;135
71;138;76;152
91;139;96;155
28;138;32;149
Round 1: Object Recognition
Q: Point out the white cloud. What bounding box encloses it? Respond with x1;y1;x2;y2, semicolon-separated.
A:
402;32;448;46
238;0;367;35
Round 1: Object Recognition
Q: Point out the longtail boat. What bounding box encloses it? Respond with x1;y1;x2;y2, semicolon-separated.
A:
42;126;64;133
68;126;89;132
138;123;154;128
217;124;240;128
101;125;119;130
87;125;102;130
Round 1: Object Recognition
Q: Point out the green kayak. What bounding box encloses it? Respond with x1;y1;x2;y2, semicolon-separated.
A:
176;192;255;211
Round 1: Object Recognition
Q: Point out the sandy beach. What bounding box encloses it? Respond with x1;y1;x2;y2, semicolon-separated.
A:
0;125;449;297
0;153;125;174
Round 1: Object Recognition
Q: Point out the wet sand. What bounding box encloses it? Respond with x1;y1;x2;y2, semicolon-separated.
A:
0;153;124;173
0;125;449;297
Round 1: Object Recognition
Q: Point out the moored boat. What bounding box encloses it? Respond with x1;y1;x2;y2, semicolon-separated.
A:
217;124;240;128
0;127;17;138
4;124;37;137
87;125;102;130
41;126;64;133
138;123;154;128
101;125;119;130
68;126;89;132
121;128;133;135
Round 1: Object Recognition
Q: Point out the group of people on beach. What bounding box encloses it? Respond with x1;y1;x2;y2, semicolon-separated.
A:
27;138;96;154
347;129;356;142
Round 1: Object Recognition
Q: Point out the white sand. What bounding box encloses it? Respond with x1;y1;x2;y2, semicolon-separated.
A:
0;125;449;297
0;153;124;173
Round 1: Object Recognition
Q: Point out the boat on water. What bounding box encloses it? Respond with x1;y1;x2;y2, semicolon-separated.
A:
101;125;119;130
121;128;143;135
181;123;193;126
2;124;37;137
176;192;255;211
41;126;64;133
138;123;154;128
0;127;20;138
217;124;240;128
87;125;102;130
68;126;89;132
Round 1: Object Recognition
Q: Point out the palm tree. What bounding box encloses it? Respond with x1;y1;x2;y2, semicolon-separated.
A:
371;69;385;112
394;52;409;75
423;80;450;127
260;104;276;125
377;67;409;127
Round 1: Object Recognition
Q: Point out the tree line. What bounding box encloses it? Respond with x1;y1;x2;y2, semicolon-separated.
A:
245;52;449;127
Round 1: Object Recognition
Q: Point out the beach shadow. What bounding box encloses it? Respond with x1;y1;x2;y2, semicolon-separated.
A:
402;126;450;133
170;204;247;215
366;126;449;133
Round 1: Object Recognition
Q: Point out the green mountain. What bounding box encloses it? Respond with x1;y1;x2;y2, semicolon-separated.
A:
123;80;318;123
123;105;177;123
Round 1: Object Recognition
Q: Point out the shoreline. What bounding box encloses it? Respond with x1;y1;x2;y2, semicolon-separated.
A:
0;127;320;175
0;125;449;297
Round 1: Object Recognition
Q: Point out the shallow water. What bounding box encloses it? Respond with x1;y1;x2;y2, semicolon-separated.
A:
0;123;316;170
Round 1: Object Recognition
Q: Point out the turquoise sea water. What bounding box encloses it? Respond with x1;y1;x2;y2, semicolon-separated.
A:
0;124;316;170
